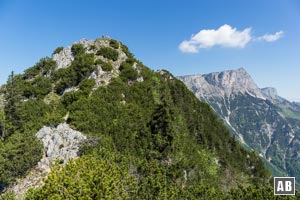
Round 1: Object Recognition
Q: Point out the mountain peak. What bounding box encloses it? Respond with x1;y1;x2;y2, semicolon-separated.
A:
261;87;278;99
201;68;265;98
179;68;300;185
234;67;247;73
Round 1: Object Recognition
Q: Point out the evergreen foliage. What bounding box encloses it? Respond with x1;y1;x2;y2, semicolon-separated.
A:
53;47;96;94
25;156;136;199
52;47;64;55
109;39;119;49
24;57;56;79
96;47;119;61
95;59;113;71
119;61;138;81
71;43;85;56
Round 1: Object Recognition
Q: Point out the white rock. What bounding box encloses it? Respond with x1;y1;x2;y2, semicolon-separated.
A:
52;46;74;69
10;123;86;199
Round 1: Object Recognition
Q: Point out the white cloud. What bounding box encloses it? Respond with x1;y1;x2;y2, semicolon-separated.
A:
178;41;198;53
179;24;252;53
179;25;284;53
256;31;284;42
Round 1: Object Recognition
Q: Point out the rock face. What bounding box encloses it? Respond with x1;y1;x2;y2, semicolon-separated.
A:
10;123;86;199
178;68;300;182
36;123;86;170
261;87;278;100
52;46;74;69
178;68;265;100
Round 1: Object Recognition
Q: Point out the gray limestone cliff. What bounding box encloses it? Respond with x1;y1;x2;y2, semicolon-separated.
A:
178;68;265;100
261;87;278;100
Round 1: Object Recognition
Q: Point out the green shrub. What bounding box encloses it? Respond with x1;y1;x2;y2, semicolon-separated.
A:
125;57;136;65
71;43;85;56
96;47;119;61
95;59;113;71
25;156;137;199
0;191;16;199
119;62;138;81
72;53;96;83
53;53;96;95
23;57;56;79
121;43;134;58
22;76;52;98
52;47;64;55
109;39;119;49
23;66;40;79
89;45;96;50
0;131;43;192
54;67;77;94
34;77;52;94
102;62;113;71
94;58;104;65
37;57;56;75
79;79;95;94
61;91;80;107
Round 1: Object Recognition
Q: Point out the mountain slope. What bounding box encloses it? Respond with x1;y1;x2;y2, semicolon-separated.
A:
0;39;271;199
178;68;300;181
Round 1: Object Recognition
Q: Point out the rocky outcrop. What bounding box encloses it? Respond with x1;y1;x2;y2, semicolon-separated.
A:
52;46;74;69
261;87;278;99
52;38;130;88
52;38;101;69
178;68;266;99
36;123;86;169
10;123;86;199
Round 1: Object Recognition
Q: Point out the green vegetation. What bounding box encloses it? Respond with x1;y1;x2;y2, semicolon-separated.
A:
109;39;119;49
0;191;16;200
279;107;300;120
26;155;136;199
119;61;138;81
96;46;119;61
0;65;64;192
24;57;56;79
0;39;280;199
0;132;42;191
95;59;113;71
52;46;64;55
71;43;85;56
53;43;96;94
23;76;52;98
120;42;134;58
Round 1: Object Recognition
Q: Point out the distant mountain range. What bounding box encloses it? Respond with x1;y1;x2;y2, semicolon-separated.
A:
178;68;300;181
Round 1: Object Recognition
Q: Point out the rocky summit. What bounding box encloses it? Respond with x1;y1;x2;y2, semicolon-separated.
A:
178;68;300;184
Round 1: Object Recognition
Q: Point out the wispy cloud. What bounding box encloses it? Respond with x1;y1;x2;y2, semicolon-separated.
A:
256;31;284;42
179;24;283;53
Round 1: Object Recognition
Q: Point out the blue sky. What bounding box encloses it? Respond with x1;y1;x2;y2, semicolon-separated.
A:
0;0;299;101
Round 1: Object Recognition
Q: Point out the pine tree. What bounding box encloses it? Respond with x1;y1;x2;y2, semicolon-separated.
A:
3;71;22;137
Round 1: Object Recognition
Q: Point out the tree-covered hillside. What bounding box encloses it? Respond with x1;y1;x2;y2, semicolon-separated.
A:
0;38;295;199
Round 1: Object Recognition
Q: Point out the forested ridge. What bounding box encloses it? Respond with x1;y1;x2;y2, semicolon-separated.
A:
0;38;297;199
